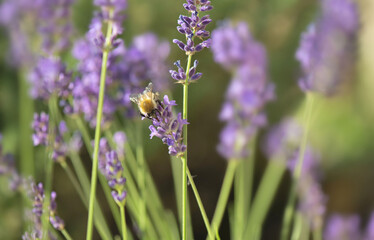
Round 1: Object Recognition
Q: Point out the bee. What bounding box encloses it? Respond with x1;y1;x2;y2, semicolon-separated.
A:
130;83;161;119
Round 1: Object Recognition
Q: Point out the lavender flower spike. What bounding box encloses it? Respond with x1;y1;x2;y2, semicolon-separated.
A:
296;0;359;95
32;112;49;146
170;0;213;84
212;21;274;160
49;191;65;231
149;95;188;157
104;151;127;205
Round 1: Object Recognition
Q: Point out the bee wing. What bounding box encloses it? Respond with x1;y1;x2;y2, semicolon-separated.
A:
145;82;153;93
129;93;140;104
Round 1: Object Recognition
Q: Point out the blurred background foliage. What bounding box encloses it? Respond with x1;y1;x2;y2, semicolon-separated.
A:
0;0;374;239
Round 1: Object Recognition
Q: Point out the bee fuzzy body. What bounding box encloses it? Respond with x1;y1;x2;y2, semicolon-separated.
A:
130;83;161;119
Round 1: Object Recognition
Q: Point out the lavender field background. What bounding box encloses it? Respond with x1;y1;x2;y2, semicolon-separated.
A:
1;0;374;239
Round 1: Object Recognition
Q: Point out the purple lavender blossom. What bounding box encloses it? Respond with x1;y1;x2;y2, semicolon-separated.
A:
148;95;188;157
28;57;72;101
0;0;75;66
170;0;213;84
296;0;359;95
113;131;126;158
212;22;274;160
49;191;65;231
96;138;112;174
32;114;68;162
22;182;45;239
211;21;258;70
324;214;361;240
104;151;127;205
297;172;327;230
263;118;303;162
32;112;50;146
72;21;170;125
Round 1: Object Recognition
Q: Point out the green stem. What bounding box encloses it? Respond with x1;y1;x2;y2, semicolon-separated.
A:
18;70;34;177
120;204;127;240
313;226;322;240
280;93;315;240
182;53;193;240
136;123;146;232
244;160;286;238
210;160;238;238
86;9;114;240
61;229;73;240
42;96;59;239
61;162;86;204
186;166;214;240
234;139;256;239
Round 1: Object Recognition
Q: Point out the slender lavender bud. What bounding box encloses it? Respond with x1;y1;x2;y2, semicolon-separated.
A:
49;191;65;231
148;95;188;157
212;22;274;160
170;0;213;84
324;214;361;240
32;114;68;162
32;112;50;146
113;131;127;158
104;151;127;205
296;0;359;95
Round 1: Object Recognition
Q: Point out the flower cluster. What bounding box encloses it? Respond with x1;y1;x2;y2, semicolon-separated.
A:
28;57;73;101
23;182;45;239
32;113;69;162
296;0;359;95
104;151;127;205
72;28;170;126
0;0;75;66
212;21;274;160
49;191;65;230
148;95;188;157
170;0;213;84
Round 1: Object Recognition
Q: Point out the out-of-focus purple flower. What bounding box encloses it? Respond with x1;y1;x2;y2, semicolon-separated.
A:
32;112;49;146
113;131;126;158
213;22;274;160
170;0;213;84
28;57;72;101
104;151;127;205
324;214;361;240
263;118;303;162
296;0;359;95
364;212;374;240
32;114;68;162
211;21;258;70
0;0;75;66
298;173;327;230
49;191;65;231
148;95;188;157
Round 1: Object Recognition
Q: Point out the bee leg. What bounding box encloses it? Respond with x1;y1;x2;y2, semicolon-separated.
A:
140;113;152;120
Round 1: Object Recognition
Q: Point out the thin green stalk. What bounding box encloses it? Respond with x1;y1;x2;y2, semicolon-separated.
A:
135;123;146;232
244;160;286;238
186;167;214;239
209;160;238;238
19;70;34;177
280;93;315;240
181;53;193;240
313;227;322;240
61;229;73;240
234;139;256;239
61;162;86;204
86;9;114;240
120;204;127;240
42;96;59;239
